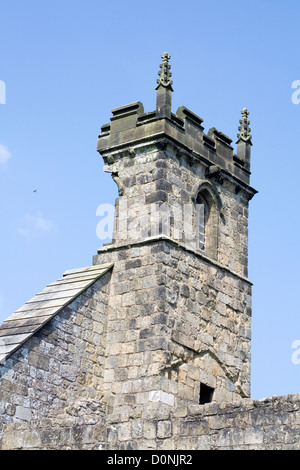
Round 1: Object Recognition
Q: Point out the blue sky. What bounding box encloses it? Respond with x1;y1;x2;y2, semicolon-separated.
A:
0;0;300;400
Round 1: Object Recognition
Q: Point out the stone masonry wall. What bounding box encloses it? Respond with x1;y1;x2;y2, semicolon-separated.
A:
104;393;300;450
0;398;106;450
1;394;300;449
93;237;252;415
107;144;250;278
0;271;111;445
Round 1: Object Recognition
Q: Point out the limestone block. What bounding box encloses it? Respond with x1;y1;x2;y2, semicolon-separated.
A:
117;422;132;442
15;405;32;422
244;427;264;445
143;421;156;440
157;420;172;439
149;390;175;406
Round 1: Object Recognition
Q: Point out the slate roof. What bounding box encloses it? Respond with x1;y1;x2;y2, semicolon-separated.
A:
0;263;113;365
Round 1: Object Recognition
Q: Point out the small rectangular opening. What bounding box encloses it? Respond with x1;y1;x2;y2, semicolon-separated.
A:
199;383;214;405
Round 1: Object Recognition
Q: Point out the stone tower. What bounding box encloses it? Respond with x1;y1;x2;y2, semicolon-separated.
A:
3;53;300;451
93;52;257;416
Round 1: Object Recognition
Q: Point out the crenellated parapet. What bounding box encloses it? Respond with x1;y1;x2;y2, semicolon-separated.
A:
97;54;255;193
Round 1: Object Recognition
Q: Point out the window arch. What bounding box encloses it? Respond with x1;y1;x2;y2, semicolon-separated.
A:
195;185;220;260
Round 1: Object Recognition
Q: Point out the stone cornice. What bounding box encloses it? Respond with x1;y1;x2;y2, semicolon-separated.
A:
100;135;257;199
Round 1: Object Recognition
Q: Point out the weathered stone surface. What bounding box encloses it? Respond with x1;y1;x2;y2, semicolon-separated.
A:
0;53;298;451
0;271;111;445
3;395;296;450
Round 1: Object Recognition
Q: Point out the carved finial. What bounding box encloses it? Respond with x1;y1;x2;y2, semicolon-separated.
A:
155;52;174;91
236;108;252;145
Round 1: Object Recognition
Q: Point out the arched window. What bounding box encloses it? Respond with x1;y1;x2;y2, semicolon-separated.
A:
196;187;219;260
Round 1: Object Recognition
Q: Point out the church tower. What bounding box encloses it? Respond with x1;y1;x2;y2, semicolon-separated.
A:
94;53;257;415
2;52;300;452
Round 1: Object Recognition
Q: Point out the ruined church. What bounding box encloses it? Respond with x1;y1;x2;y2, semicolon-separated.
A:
0;54;300;450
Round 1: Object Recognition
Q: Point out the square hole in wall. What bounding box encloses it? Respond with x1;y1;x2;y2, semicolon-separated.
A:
199;383;214;405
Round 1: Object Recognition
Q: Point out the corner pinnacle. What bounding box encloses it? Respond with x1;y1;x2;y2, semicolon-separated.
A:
155;52;174;91
236;108;252;145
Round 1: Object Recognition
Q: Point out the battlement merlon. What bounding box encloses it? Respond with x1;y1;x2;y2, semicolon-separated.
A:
97;103;256;190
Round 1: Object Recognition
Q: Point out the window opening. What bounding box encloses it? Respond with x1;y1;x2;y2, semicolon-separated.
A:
199;383;214;405
197;195;209;251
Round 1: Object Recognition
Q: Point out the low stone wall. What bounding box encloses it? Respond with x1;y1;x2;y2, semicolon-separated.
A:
0;399;106;450
105;394;300;450
1;394;300;450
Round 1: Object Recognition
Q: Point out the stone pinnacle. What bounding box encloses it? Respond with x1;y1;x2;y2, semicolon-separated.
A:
155;52;174;91
236;108;252;145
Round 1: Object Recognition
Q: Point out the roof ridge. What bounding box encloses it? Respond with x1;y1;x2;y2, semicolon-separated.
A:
63;263;113;276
